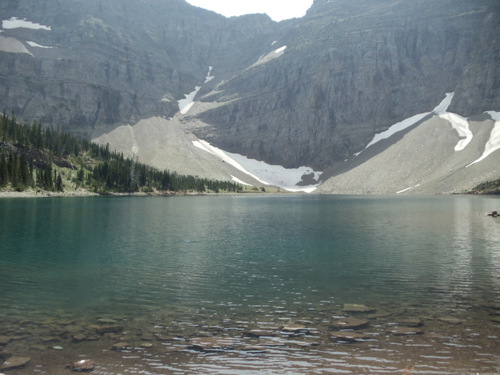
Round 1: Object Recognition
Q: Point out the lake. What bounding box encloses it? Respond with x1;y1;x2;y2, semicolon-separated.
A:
1;194;499;374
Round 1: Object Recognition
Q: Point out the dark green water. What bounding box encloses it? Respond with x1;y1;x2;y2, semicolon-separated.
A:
1;195;499;374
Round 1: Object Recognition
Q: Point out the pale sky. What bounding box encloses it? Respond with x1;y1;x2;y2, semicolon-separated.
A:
185;0;314;22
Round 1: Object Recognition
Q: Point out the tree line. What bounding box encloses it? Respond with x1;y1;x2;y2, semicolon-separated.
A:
0;112;243;194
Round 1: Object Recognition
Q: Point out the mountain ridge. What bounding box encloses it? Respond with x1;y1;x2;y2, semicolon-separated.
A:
1;0;499;193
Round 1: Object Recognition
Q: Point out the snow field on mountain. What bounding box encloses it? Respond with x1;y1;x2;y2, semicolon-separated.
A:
193;140;321;192
2;17;51;30
467;111;500;167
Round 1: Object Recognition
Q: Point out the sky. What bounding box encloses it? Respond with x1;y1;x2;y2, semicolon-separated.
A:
185;0;314;22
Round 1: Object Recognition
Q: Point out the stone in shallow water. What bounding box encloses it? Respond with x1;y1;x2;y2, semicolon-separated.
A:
438;317;462;325
112;342;130;351
400;318;423;327
189;337;236;352
92;325;123;334
243;345;267;353
282;324;309;334
0;336;12;346
343;304;376;313
72;334;87;342
97;318;118;324
245;329;276;337
331;331;369;342
332;317;369;329
0;356;30;370
70;359;95;372
390;326;424;335
482;302;500;310
258;338;287;347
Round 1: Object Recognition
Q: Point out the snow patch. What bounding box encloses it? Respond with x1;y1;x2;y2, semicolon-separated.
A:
225;150;321;192
252;45;287;68
193;140;267;184
356;113;429;156
439;112;473;151
274;45;287;54
205;66;214;83
178;86;201;114
27;41;54;48
433;92;454;114
2;17;51;31
192;140;322;192
467;111;500;167
178;67;214;114
192;140;211;153
231;176;252;186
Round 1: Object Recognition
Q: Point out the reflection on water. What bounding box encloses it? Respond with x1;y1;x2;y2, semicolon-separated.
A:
0;195;499;374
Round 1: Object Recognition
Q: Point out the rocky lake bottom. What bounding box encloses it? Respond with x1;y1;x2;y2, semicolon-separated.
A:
1;298;499;375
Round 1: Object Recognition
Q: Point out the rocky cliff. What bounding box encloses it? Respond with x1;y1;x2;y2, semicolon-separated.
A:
1;0;499;176
0;0;279;136
193;0;500;169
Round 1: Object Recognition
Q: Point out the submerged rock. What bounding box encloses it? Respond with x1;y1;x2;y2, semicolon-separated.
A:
331;331;369;342
69;359;95;372
400;318;423;327
0;356;30;370
343;304;376;313
331;317;369;330
188;337;236;352
281;324;309;335
242;345;267;354
245;329;277;337
92;325;123;335
438;317;462;325
112;342;130;351
390;326;424;335
0;336;12;346
72;334;87;342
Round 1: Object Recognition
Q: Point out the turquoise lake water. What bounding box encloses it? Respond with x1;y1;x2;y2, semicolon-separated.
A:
1;194;499;374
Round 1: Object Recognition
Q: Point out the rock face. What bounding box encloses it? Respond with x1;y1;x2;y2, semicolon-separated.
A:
1;0;499;171
0;0;279;137
194;0;500;169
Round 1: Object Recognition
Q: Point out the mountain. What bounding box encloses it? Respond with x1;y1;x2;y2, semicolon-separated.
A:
1;0;499;193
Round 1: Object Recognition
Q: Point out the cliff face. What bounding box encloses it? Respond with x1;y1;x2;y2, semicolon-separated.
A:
1;0;499;170
194;0;500;169
0;0;279;135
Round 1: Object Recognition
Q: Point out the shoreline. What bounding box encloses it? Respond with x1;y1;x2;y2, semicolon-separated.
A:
0;188;282;199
